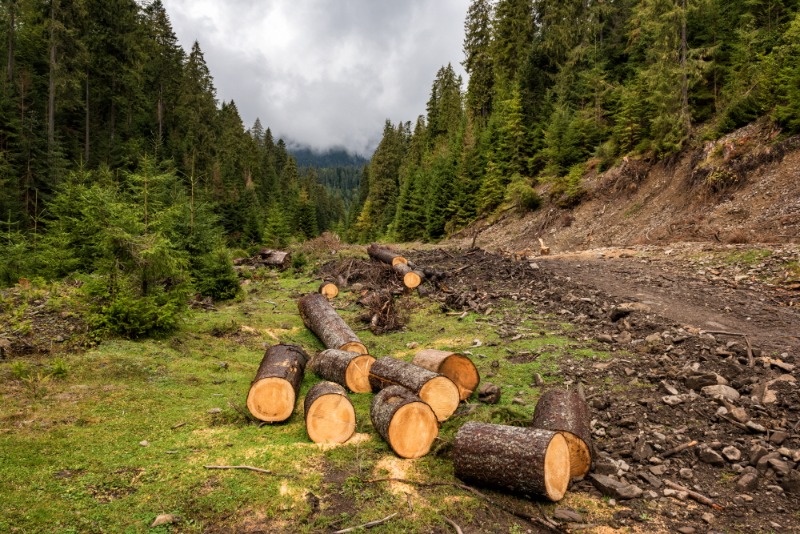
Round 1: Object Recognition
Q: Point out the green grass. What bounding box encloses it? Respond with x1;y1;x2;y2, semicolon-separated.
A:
0;267;612;532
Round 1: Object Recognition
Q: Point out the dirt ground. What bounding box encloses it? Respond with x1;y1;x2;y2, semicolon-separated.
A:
400;243;800;533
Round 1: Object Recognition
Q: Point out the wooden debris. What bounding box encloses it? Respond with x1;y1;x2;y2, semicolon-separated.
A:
298;292;368;354
412;349;480;401
369;357;460;422
453;421;571;502
304;381;356;444
333;512;398;534
531;389;594;478
310;349;376;393
662;439;698;458
367;243;426;289
664;479;724;510
538;238;551;256
246;344;308;422
371;385;438;459
318;281;339;299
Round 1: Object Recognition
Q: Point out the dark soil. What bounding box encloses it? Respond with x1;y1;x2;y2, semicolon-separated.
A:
348;244;800;533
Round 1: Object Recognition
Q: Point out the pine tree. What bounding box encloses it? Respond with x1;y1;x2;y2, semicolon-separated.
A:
463;0;494;121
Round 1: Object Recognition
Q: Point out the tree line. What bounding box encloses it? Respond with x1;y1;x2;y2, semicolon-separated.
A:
346;0;800;243
0;0;350;337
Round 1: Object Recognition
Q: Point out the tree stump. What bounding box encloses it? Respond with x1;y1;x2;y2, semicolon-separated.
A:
453;422;571;502
371;385;438;459
246;344;308;422
298;293;368;354
318;282;339;299
412;349;480;401
531;389;594;478
304;381;356;444
369;357;460;422
310;349;376;393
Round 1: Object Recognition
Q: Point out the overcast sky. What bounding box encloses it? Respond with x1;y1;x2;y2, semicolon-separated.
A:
162;1;470;157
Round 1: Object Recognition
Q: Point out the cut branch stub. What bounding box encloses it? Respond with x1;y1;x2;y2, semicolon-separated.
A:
453;421;571;502
318;282;339;299
304;381;356;444
298;292;368;354
412;349;480;401
531;389;594;478
311;349;376;393
246;344;308;422
371;385;438;459
369;357;460;422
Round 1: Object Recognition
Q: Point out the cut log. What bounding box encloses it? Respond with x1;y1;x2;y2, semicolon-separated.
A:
369;357;460;422
367;243;424;289
371;385;438;459
258;248;292;269
412;349;480;401
298;293;368;354
392;262;424;289
311;349;376;393
318;282;339;299
531;389;594;478
246;344;308;422
453;421;571;502
367;243;407;266
304;381;356;444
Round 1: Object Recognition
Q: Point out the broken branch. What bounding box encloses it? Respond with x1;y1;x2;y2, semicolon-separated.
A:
664;479;724;510
333;512;398;533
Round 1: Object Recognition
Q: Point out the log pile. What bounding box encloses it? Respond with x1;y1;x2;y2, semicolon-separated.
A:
367;244;426;289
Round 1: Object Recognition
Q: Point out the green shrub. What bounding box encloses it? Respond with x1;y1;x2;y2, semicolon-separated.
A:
193;248;240;301
505;174;542;212
89;291;185;339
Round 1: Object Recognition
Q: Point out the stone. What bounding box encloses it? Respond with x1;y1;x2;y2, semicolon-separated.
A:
597;334;614;343
722;446;742;462
767;458;794;476
770;431;789;446
699;448;726;467
701;385;740;402
663;395;686;406
679;468;694;479
736;472;759;491
701;513;715;524
660;381;680;395
677;527;696;534
750;444;769;465
779;470;800;494
745;421;767;433
477;383;501;404
207;408;222;414
757;452;782;471
553;508;584;522
139;440;149;447
649;465;667;476
638;471;663;489
589;474;643;500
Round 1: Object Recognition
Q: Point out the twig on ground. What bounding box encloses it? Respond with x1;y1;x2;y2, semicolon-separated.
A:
717;413;750;431
170;422;187;429
443;516;464;534
332;512;398;534
662;440;698;458
664;480;724;510
203;465;294;478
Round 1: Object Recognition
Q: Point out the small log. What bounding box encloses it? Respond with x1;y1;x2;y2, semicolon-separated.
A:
246;344;308;422
453;421;571;502
304;381;356;444
371;385;438;459
531;389;594;478
318;282;339;299
298;293;368;354
311;349;376;393
369;357;460;422
367;243;407;265
412;349;480;401
258;248;292;269
392;261;425;289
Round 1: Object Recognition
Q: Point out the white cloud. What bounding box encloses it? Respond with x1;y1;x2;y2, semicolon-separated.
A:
163;0;469;156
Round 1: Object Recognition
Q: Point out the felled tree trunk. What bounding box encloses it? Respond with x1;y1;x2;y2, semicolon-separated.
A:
318;281;339;299
371;385;438;459
392;262;424;289
412;349;480;401
367;243;424;288
304;381;356;444
367;243;408;266
531;389;594;478
453;422;571;502
258;249;292;269
310;349;376;393
298;293;368;354
246;344;308;422
369;357;460;422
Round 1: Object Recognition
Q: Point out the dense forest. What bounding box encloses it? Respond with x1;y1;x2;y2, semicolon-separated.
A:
0;0;355;336
348;0;800;243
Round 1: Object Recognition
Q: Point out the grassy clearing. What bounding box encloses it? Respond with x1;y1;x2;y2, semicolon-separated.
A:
0;264;612;533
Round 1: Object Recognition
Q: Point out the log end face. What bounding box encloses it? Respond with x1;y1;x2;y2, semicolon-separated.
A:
305;393;356;444
247;378;296;422
419;376;461;422
563;431;592;478
438;355;480;401
544;432;571;502
345;355;376;393
403;272;422;289
391;256;408;266
340;341;369;355
319;283;339;299
387;402;438;459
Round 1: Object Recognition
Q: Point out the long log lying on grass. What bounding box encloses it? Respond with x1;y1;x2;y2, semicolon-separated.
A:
246;344;308;422
310;349;376;393
453;422;571;502
298;293;368;354
369;357;460;422
367;244;425;289
412;349;480;401
371;385;438;459
304;381;356;444
531;389;594;478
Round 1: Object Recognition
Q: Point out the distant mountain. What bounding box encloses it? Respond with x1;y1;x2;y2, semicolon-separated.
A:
289;146;369;168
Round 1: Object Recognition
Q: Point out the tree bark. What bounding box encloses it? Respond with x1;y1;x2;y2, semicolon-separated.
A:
298;293;368;354
367;243;407;266
246;344;308;422
453;422;571;502
370;385;438;459
531;389;594;478
304;381;356;444
369;357;460;422
412;349;480;401
310;349;375;393
318;281;339;299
